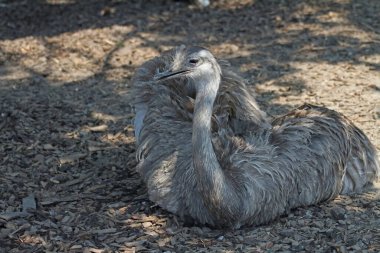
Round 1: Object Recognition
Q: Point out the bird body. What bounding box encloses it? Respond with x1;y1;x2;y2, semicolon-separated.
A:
132;45;380;228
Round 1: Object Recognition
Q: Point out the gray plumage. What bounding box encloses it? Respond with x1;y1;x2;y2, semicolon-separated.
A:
131;45;380;228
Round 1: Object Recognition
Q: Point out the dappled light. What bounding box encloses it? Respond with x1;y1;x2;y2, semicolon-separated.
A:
0;0;379;252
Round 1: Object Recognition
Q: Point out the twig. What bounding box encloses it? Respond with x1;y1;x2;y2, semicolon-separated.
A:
8;223;31;239
40;195;109;206
0;212;32;221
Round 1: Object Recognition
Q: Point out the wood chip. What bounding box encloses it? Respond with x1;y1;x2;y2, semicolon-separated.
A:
124;240;146;247
59;153;87;164
43;144;55;150
8;223;31;238
142;222;152;228
115;235;137;243
83;247;105;253
330;206;346;220
94;228;117;234
22;194;37;213
88;145;117;152
40;195;108;206
70;245;83;250
0;212;31;221
57;173;93;189
86;124;108;132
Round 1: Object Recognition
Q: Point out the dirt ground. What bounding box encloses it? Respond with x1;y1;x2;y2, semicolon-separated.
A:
0;0;379;252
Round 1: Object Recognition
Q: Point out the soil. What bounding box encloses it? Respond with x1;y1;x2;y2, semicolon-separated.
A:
0;0;379;252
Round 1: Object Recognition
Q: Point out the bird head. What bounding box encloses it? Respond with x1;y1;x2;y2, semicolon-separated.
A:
153;46;222;91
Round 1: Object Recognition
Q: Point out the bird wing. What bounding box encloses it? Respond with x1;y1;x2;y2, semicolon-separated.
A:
214;69;270;135
339;116;380;193
270;103;379;198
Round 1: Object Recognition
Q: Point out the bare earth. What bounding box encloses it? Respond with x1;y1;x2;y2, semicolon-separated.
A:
0;0;379;252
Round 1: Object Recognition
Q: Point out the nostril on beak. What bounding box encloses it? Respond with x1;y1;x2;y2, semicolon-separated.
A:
153;70;170;81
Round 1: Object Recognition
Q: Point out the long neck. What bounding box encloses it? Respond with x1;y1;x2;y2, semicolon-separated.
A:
192;74;241;223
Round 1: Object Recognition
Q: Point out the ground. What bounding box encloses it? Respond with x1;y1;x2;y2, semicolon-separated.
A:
0;0;379;252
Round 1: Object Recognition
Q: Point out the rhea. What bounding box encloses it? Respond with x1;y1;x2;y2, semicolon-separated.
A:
132;45;379;228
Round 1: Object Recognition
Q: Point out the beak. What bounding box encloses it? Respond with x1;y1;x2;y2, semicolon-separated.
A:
153;69;191;81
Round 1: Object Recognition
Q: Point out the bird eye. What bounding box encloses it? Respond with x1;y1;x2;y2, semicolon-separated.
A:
189;58;199;65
